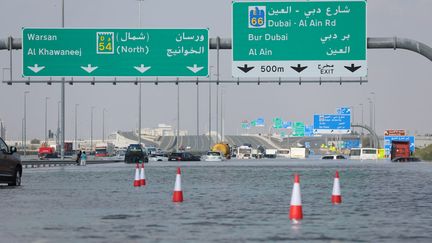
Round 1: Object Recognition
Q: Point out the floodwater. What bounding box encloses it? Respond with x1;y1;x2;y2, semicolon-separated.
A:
1;159;432;242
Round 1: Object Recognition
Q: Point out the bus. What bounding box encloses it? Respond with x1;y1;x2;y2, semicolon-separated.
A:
349;148;378;160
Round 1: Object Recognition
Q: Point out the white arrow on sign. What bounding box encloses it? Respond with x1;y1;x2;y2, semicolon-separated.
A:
134;64;151;74
186;64;204;74
27;64;45;73
81;64;98;73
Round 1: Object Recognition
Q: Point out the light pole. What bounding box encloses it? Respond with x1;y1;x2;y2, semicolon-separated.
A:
196;81;199;151
60;0;66;160
359;103;364;135
23;91;29;156
208;66;214;148
74;104;79;150
91;106;94;153
102;108;106;142
370;92;376;131
57;101;61;149
137;0;144;145
44;97;50;144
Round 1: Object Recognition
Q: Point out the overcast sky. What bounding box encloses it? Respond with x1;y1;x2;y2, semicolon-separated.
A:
1;0;431;141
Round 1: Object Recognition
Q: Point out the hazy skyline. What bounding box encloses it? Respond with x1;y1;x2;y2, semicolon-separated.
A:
1;0;432;141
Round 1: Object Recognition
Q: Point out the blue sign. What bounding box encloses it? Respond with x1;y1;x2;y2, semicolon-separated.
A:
342;140;361;149
313;114;351;134
282;121;292;129
256;118;265;127
337;107;351;115
384;136;415;156
304;125;314;137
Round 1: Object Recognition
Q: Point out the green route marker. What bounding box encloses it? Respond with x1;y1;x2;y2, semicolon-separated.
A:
232;0;367;78
23;28;208;77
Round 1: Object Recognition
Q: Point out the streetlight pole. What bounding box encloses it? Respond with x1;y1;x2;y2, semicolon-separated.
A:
91;106;94;153
60;0;66;160
196;81;199;151
102;108;106;142
177;81;180;152
208;66;214;149
359;103;364;135
137;0;144;145
45;97;50;144
23;91;29;156
74;104;79;150
370;92;376;131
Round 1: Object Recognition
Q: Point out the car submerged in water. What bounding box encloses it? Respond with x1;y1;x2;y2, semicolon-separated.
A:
124;144;148;163
0;137;22;186
168;152;201;161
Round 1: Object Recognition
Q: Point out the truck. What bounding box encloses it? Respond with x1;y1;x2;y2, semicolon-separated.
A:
38;144;58;159
264;149;277;158
211;143;231;159
391;141;410;160
290;147;309;159
95;142;115;157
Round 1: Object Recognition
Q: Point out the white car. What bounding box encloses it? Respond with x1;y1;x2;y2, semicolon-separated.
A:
204;151;224;162
149;154;168;162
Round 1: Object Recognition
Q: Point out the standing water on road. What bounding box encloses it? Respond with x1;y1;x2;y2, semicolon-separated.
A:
1;159;432;242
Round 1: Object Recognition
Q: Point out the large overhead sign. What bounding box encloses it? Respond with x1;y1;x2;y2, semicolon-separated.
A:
23;28;208;77
232;0;367;78
313;114;351;134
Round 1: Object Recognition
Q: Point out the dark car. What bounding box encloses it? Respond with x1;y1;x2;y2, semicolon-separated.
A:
168;152;201;161
124;144;148;163
392;157;421;162
0;137;22;186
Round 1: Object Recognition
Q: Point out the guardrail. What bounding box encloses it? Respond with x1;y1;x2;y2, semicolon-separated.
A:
22;159;123;168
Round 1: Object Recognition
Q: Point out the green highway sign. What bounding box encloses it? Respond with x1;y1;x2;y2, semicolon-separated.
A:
23;28;208;77
291;122;305;137
232;0;367;78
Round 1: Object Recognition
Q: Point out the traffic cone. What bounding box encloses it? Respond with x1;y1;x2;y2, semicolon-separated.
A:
139;162;146;186
289;174;303;221
172;167;183;203
133;163;141;187
332;170;342;204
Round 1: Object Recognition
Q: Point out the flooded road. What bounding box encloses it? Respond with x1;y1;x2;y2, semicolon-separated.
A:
1;159;432;242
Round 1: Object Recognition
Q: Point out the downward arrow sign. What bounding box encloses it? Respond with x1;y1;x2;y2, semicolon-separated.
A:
237;64;254;73
187;64;204;74
134;64;151;74
81;64;98;73
344;64;361;73
28;64;45;73
291;64;308;73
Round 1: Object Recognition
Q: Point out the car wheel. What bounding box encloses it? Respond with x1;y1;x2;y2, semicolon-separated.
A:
8;169;21;186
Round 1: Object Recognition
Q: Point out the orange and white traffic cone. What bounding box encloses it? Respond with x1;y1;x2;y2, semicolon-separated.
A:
331;170;342;204
289;173;303;221
140;162;146;186
172;167;183;203
133;163;141;187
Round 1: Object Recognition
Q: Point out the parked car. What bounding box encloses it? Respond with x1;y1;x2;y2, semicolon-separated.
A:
168;152;201;161
149;153;169;162
124;144;148;163
321;155;346;160
203;151;224;162
0;137;22;186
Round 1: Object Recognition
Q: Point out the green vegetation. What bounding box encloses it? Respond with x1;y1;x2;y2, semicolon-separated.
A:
414;145;432;161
